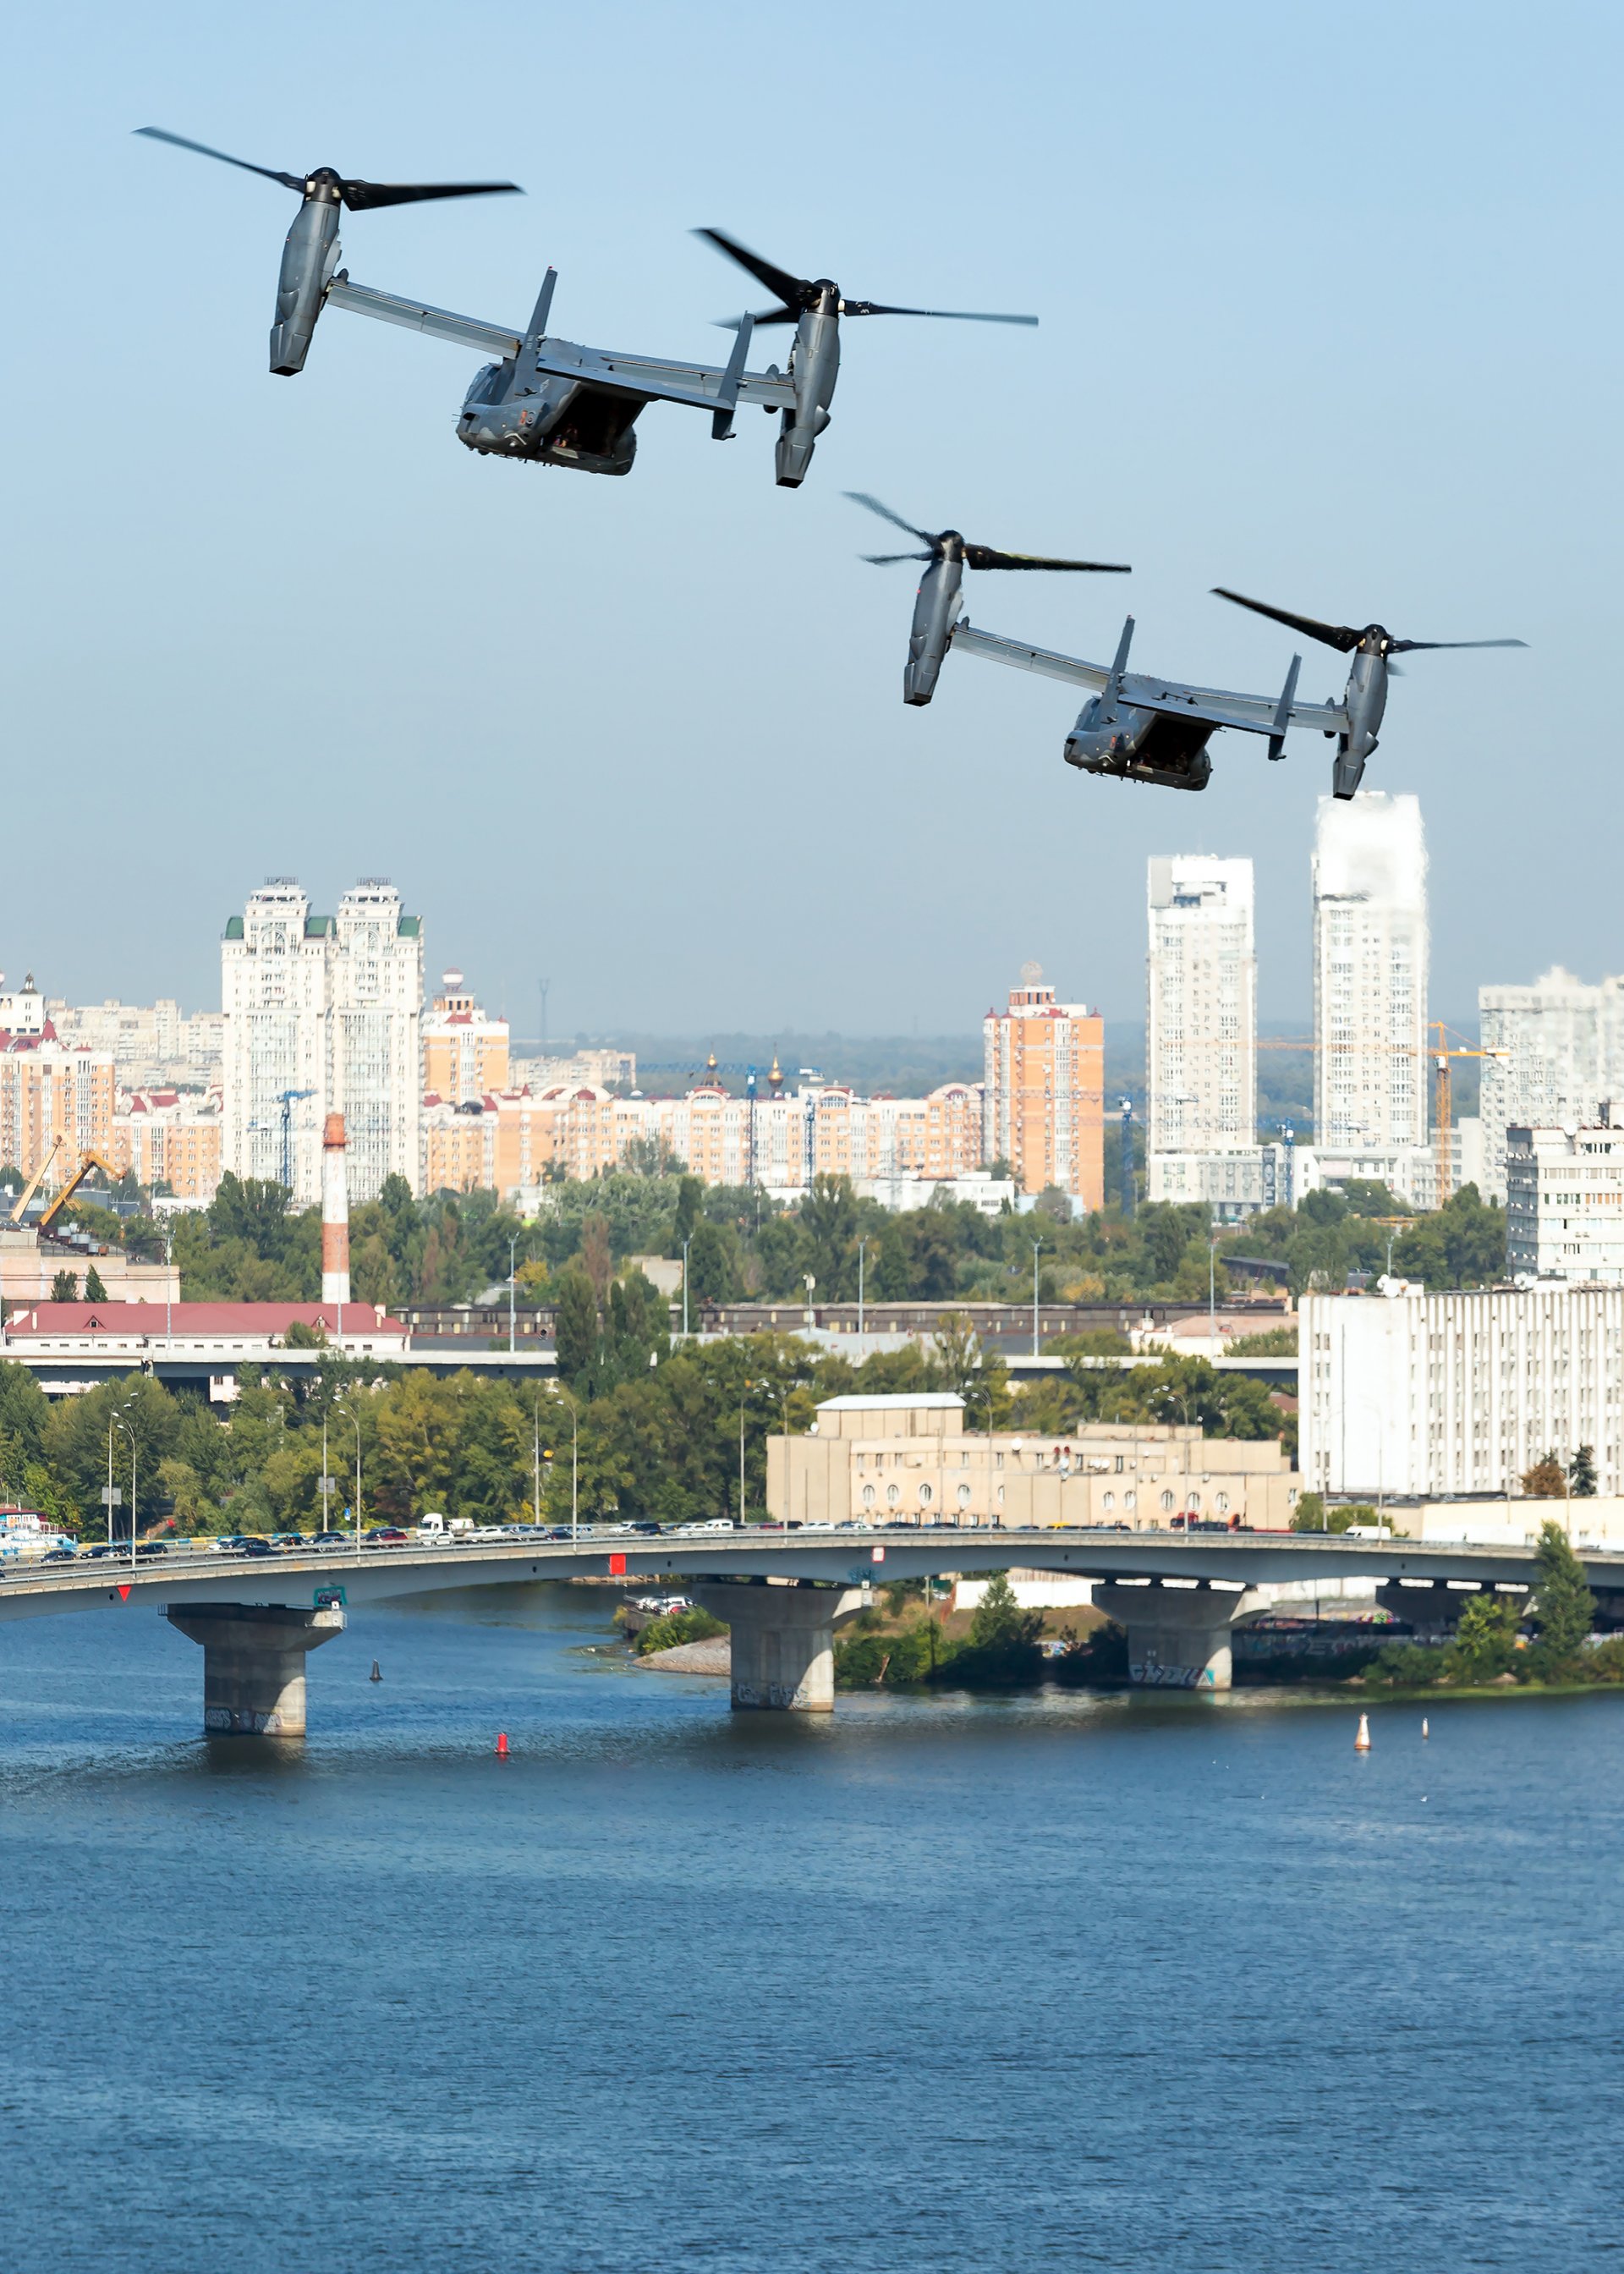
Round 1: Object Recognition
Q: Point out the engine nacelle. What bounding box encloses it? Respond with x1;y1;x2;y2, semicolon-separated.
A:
270;195;342;376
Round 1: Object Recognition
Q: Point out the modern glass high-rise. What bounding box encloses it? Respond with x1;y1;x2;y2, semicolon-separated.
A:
1145;857;1257;1163
1311;794;1428;1153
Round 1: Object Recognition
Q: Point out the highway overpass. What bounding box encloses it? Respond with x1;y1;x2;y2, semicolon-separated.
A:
1;1526;1615;1727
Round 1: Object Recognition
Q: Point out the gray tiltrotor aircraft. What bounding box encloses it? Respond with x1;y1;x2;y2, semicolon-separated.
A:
943;616;1341;794
1210;589;1526;797
945;588;1525;797
848;493;1128;706
136;136;1036;485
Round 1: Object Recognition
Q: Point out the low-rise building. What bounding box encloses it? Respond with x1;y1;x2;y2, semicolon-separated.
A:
1506;1120;1624;1282
1300;1279;1624;1500
768;1392;1300;1530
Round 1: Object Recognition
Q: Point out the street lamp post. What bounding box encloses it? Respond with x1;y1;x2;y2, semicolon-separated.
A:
682;1236;691;1338
115;1417;136;1571
337;1400;362;1544
857;1237;868;1339
738;1379;750;1523
1209;1224;1219;1357
1031;1239;1043;1358
508;1230;520;1356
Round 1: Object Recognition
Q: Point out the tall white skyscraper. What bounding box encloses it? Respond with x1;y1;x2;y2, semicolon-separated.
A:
1145;856;1257;1167
222;878;424;1205
1479;969;1624;1200
1311;794;1427;1153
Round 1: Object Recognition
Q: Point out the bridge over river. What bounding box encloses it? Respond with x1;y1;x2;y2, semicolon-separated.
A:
3;1528;1618;1727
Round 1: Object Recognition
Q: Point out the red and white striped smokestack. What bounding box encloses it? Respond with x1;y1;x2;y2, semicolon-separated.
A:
321;1112;351;1307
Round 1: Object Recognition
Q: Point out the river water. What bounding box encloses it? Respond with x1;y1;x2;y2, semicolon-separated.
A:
0;1585;1618;2273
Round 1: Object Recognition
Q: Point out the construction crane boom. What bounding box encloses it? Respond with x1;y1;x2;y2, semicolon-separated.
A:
36;1150;122;1236
7;1135;62;1225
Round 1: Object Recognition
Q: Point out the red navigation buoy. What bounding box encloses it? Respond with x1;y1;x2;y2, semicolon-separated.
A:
495;1731;509;1758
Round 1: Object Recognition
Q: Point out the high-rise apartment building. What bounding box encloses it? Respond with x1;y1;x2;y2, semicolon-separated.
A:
222;878;424;1205
1478;969;1624;1201
1311;793;1427;1153
422;980;510;1105
983;965;1104;1206
1505;1118;1624;1283
46;997;224;1090
1145;857;1256;1192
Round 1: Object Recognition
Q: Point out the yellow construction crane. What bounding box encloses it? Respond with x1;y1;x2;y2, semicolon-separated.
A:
1431;1023;1508;1207
36;1150;121;1237
7;1135;63;1225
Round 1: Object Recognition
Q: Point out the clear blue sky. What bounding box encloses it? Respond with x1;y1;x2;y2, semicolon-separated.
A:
7;0;1617;1035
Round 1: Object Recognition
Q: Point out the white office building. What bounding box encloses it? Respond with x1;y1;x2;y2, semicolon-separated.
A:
1479;969;1624;1201
1145;856;1256;1201
1506;1120;1624;1283
1301;1280;1624;1500
222;879;424;1206
1312;791;1427;1161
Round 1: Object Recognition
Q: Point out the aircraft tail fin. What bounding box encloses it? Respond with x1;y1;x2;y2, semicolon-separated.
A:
712;312;754;440
1266;653;1302;761
1101;617;1134;716
524;269;557;347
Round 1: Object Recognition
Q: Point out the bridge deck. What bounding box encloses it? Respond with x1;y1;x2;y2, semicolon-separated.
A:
1;1528;1619;1624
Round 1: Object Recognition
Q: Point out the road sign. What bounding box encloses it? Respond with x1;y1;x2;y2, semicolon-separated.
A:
608;1553;627;1577
318;1475;336;1494
100;1486;123;1506
313;1585;346;1610
871;1546;886;1563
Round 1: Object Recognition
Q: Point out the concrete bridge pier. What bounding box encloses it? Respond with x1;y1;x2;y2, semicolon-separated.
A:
166;1603;346;1736
692;1580;868;1711
1094;1580;1256;1690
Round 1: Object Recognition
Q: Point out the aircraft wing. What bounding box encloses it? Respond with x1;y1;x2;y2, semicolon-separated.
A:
325;277;522;360
948;623;1112;692
952;624;1350;737
554;345;798;412
1116;673;1349;739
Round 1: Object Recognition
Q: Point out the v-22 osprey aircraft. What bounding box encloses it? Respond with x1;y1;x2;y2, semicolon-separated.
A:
136;133;1038;487
941;592;1523;798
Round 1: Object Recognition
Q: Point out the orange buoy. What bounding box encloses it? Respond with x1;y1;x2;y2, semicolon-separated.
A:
495;1731;509;1758
1354;1712;1372;1752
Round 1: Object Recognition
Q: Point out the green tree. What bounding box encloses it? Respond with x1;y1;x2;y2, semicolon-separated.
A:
82;1266;108;1303
1528;1519;1596;1680
800;1173;859;1298
50;1271;78;1302
1290;1491;1326;1532
1444;1592;1522;1684
554;1266;600;1388
686;1220;742;1305
968;1570;1045;1652
1568;1445;1598;1497
673;1174;703;1253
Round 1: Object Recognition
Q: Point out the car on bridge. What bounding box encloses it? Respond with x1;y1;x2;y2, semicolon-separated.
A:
310;1530;354;1552
41;1546;77;1563
364;1527;410;1547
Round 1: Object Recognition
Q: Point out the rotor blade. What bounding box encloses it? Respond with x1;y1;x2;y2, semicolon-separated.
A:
1210;588;1361;652
694;229;809;313
1386;636;1528;653
341;177;520;211
134;127;303;192
966;545;1131;573
861;552;934;566
841;300;1038;324
846;492;933;543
